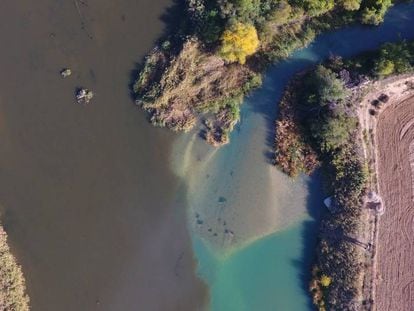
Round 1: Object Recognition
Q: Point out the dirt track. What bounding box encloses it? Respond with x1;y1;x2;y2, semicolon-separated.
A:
375;95;414;311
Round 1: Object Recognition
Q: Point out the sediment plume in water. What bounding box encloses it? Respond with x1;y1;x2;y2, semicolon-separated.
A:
171;110;312;252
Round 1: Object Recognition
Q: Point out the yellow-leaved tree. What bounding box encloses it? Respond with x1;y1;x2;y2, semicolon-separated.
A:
219;23;259;64
320;274;332;287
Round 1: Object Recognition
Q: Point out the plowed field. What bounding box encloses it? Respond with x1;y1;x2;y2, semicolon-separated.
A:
375;95;414;311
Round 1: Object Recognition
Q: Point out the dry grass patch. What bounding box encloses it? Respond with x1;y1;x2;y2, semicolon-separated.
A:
0;226;29;311
134;38;261;145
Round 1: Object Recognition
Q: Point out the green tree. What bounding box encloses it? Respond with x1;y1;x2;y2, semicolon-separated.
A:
234;0;261;21
267;0;292;25
361;0;392;25
311;114;357;152
303;0;335;16
374;42;412;76
308;66;348;105
217;0;261;23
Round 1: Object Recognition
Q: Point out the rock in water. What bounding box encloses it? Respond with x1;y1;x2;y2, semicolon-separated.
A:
76;88;94;104
60;68;72;78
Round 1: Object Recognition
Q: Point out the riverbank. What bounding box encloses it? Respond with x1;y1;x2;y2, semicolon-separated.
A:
275;65;369;311
133;0;399;146
0;225;29;311
274;40;414;310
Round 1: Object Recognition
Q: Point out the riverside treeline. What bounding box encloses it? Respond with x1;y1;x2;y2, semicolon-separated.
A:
275;40;414;311
133;0;403;145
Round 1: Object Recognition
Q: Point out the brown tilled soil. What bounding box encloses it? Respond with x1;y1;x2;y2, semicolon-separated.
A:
375;95;414;311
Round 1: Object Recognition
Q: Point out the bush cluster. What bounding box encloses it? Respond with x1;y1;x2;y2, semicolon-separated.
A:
300;65;356;153
361;0;393;25
374;41;414;77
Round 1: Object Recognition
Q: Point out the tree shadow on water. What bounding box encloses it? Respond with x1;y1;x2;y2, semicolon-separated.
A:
290;171;325;310
128;0;187;100
245;57;315;164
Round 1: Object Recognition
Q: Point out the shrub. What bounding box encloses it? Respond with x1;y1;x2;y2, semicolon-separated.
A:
262;24;316;61
340;0;362;11
375;59;395;76
234;0;262;22
187;0;225;44
216;0;263;24
303;0;335;16
267;0;292;26
361;0;392;25
311;114;357;152
374;41;413;77
219;22;260;64
201;9;224;43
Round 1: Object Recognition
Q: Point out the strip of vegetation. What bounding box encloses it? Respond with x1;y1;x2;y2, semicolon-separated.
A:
274;40;414;310
0;225;29;311
133;0;405;145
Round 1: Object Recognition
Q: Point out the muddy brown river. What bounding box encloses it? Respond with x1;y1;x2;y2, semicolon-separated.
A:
0;1;206;310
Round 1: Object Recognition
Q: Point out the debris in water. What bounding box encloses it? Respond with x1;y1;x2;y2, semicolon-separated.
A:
60;68;72;78
76;88;94;104
218;197;227;203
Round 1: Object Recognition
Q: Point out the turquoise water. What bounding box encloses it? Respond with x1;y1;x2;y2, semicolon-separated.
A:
194;224;315;311
189;170;323;311
172;3;414;311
